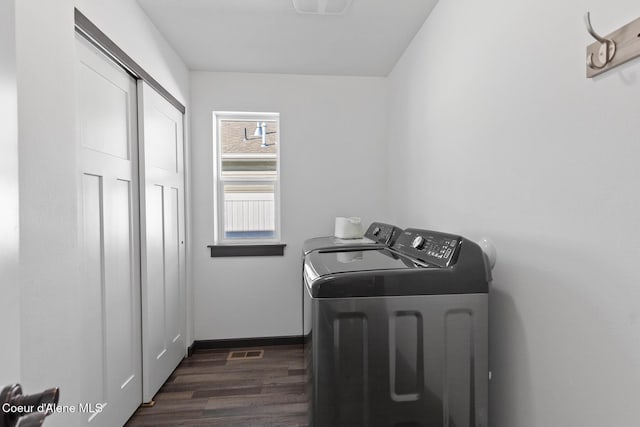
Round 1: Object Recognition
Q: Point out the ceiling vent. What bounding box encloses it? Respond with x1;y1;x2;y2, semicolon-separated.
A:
292;0;353;15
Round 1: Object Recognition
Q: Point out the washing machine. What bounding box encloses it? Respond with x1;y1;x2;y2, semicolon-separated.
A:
302;221;402;255
301;221;402;369
302;228;490;427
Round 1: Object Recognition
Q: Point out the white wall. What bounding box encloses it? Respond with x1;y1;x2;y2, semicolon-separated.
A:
16;3;82;424
0;0;20;387
191;72;389;340
15;1;189;425
388;0;640;425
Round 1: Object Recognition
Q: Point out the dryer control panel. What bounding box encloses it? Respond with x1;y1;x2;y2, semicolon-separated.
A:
364;222;402;245
392;228;461;267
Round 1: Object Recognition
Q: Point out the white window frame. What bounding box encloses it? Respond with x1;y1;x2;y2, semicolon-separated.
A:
213;111;281;245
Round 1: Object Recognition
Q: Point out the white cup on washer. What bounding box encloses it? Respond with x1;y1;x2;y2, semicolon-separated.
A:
334;217;364;239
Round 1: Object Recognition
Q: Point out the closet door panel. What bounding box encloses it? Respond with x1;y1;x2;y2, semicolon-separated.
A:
145;184;167;361
139;81;186;402
76;35;142;427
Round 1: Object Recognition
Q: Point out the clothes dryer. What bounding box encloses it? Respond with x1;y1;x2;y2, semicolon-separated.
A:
302;228;490;427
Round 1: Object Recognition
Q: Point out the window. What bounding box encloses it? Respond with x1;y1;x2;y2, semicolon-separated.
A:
213;112;281;245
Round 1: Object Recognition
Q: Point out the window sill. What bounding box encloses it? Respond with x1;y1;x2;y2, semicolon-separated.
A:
208;243;286;257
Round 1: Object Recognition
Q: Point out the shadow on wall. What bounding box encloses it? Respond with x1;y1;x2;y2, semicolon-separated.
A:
489;287;535;427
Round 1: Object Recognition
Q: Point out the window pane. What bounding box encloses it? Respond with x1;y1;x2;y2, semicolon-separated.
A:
223;184;276;239
216;113;280;243
221;120;278;155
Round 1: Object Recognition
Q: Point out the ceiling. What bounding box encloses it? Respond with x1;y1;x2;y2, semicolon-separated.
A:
136;0;439;76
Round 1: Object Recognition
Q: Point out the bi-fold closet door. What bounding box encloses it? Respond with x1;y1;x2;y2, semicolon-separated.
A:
76;36;186;426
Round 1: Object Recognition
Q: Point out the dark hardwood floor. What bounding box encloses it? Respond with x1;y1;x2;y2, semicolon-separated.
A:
125;345;308;426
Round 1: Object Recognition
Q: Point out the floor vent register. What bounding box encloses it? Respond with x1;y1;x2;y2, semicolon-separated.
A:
226;349;264;361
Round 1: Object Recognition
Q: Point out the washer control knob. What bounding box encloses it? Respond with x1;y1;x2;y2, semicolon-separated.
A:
372;227;381;236
412;235;425;249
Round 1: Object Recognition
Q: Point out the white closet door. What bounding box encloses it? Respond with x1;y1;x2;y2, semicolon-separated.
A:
76;35;142;427
138;81;187;402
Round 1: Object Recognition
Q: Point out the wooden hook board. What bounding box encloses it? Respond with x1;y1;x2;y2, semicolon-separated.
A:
587;16;640;78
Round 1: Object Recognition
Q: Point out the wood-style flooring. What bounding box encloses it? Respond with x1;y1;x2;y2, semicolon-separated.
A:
125;345;308;426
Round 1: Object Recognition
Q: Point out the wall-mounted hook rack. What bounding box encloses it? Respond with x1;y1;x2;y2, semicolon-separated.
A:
585;12;640;78
585;12;616;70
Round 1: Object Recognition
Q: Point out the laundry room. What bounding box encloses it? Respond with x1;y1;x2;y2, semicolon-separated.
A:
2;0;640;426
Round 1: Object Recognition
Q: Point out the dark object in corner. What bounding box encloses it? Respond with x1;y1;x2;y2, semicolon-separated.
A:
1;384;60;427
14;412;47;427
